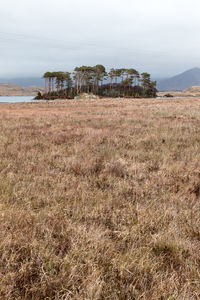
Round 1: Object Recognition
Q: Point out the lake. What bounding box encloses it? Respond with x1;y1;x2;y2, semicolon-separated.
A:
0;96;35;103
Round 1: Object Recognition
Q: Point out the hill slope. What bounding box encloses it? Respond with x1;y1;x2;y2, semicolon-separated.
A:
157;68;200;91
0;83;44;96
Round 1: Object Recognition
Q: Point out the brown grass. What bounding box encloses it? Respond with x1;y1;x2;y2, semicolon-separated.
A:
0;97;200;299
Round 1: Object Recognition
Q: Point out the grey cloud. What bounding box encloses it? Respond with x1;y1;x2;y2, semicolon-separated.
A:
0;0;200;79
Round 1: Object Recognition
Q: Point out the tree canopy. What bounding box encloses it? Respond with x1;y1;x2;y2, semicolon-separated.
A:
38;65;157;100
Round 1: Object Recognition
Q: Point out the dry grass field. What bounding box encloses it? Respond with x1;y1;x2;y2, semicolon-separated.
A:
0;97;200;299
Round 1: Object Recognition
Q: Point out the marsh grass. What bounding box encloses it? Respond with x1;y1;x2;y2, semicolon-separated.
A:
0;97;200;299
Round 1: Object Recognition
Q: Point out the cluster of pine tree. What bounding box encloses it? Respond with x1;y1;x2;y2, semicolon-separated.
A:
36;65;157;99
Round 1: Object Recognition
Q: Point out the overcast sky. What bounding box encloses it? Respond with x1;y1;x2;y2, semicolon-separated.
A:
0;0;200;79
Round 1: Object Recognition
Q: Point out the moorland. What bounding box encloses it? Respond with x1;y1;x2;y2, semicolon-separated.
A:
0;97;200;299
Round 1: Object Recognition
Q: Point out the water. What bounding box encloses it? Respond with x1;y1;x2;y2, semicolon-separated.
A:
0;96;35;103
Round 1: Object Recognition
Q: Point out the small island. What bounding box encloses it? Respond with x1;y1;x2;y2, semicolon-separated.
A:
36;65;157;100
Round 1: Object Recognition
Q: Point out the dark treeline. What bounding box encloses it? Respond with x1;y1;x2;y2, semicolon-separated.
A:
36;65;157;99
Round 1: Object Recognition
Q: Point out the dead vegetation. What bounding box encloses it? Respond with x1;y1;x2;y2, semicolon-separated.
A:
0;97;200;299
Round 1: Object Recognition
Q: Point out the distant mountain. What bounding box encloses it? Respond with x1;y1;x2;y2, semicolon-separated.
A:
157;68;200;91
0;77;44;87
